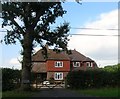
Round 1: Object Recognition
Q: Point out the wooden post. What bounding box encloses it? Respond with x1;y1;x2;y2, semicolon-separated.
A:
35;73;37;88
65;78;67;89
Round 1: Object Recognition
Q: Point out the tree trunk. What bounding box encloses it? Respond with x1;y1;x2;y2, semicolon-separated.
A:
20;29;33;91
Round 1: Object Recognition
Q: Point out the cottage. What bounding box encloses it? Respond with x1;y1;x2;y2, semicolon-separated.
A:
31;46;97;81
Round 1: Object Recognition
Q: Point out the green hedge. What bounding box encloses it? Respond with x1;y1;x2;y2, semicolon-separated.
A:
2;68;21;91
66;69;119;89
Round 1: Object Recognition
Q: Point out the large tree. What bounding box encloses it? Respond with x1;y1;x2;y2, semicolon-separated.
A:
1;2;70;91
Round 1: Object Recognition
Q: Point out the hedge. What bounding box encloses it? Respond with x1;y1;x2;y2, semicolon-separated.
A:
66;69;119;89
2;68;21;91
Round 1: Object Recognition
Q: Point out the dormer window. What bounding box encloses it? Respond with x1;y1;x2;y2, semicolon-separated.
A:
55;61;63;67
86;62;92;67
73;62;80;67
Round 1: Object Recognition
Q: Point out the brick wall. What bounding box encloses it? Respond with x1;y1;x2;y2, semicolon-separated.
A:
47;60;70;72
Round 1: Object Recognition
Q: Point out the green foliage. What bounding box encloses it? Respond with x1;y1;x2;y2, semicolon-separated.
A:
76;87;119;97
2;68;21;91
1;2;70;49
2;90;36;97
103;64;120;87
103;64;119;72
67;64;119;89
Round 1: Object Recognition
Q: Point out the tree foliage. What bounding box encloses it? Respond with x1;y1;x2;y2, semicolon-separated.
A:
2;2;69;49
103;64;119;72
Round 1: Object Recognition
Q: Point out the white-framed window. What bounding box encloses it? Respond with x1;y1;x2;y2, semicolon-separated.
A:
54;72;63;80
73;62;80;67
86;62;93;67
55;61;63;67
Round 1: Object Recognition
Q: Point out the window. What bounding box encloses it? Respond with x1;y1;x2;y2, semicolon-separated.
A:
55;61;63;67
37;74;41;79
86;62;92;67
73;62;80;67
54;72;63;80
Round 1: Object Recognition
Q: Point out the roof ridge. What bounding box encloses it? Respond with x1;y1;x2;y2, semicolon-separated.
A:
32;48;94;62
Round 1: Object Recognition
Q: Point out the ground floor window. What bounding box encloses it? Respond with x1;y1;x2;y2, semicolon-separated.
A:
54;72;63;80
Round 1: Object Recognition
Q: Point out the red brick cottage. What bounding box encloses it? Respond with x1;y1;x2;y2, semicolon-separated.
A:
31;47;98;81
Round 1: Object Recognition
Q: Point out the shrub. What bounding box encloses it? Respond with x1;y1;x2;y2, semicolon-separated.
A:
2;68;21;91
66;69;119;89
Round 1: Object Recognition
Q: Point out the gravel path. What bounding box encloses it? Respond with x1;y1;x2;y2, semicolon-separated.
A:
32;88;92;97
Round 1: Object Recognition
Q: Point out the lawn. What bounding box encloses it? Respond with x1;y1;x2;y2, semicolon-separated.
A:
2;89;39;98
75;87;119;97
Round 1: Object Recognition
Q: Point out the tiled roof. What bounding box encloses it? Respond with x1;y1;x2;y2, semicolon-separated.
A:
31;62;46;73
32;49;70;61
32;49;94;62
83;57;94;62
68;50;87;61
47;50;70;60
32;50;46;62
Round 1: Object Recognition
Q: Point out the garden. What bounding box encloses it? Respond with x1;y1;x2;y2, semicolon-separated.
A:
66;64;120;97
1;64;120;97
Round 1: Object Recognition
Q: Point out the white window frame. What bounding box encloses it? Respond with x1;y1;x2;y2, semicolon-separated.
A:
86;62;92;67
73;62;80;67
55;61;63;67
54;72;63;80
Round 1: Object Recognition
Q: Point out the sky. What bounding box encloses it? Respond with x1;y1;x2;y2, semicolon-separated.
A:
0;1;119;70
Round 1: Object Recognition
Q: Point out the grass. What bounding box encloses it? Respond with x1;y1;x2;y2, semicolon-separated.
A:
2;87;119;98
0;91;2;99
75;87;119;97
2;88;39;98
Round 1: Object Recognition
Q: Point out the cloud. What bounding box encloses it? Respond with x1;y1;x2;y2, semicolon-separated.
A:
34;47;41;52
33;47;41;54
9;58;20;65
68;9;118;67
97;59;118;68
9;56;22;69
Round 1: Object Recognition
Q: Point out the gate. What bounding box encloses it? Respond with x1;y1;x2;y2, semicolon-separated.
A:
32;80;65;89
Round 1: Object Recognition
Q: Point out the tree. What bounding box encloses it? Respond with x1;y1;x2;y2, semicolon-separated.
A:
1;2;70;91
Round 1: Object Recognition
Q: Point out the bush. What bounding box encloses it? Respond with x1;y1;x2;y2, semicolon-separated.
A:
66;69;119;89
2;68;21;91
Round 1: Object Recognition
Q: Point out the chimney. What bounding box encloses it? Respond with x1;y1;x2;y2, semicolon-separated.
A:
74;48;76;51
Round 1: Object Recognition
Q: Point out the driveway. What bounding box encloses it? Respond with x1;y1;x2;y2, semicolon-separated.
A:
32;88;92;97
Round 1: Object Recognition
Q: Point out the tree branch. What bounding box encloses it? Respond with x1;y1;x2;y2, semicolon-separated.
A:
6;16;25;35
32;12;42;29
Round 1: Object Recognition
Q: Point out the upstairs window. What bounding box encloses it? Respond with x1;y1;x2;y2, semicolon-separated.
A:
73;62;80;67
86;62;93;67
55;61;63;67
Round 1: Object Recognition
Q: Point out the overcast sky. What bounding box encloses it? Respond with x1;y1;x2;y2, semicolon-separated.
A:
0;2;119;69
